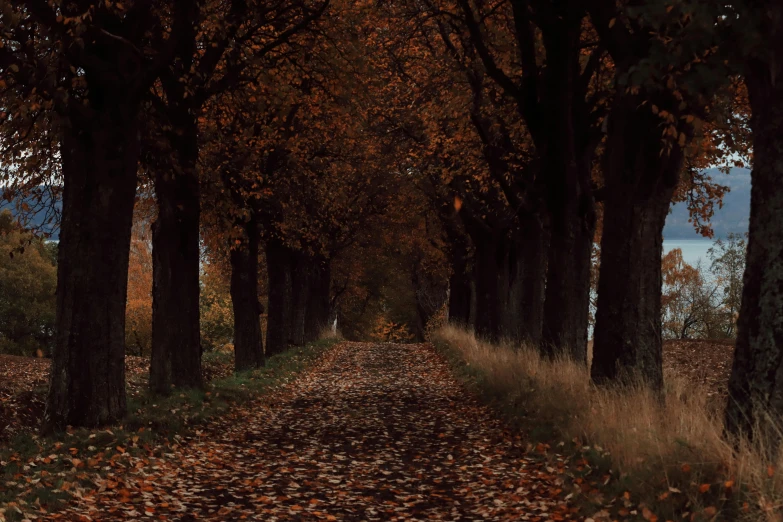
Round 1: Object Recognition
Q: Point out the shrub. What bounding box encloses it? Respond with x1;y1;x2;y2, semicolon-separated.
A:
0;211;56;356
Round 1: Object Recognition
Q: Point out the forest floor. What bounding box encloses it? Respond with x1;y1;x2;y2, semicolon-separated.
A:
1;339;736;447
0;339;736;521
1;342;579;521
0;354;235;446
662;339;734;403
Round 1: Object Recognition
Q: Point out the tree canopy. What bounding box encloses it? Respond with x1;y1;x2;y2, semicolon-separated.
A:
2;0;780;459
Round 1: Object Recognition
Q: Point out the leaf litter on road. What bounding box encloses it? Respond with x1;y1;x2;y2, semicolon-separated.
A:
21;343;577;521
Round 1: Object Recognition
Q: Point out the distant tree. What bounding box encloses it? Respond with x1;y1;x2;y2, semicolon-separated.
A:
0;211;56;356
661;250;716;340
199;261;234;352
125;214;154;356
708;233;746;338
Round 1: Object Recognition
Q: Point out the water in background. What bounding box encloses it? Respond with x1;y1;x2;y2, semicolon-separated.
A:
663;239;714;268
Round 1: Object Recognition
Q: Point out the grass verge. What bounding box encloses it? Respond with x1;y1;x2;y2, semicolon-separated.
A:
0;337;340;521
433;325;781;522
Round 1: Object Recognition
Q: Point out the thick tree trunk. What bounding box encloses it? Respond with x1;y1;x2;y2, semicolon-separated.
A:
498;244;519;340
266;239;293;356
446;217;473;327
44;111;139;432
591;99;682;390
289;252;309;346
149;121;202;394
304;257;331;343
448;268;472;327
230;218;264;372
539;19;595;364
541;214;594;362
725;52;783;446
495;240;513;339
471;233;504;342
469;279;478;328
512;213;549;345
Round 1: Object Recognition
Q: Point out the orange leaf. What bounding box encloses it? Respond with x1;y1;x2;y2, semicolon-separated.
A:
768;465;775;477
699;484;711;493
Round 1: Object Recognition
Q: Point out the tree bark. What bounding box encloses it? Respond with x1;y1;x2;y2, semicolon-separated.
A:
511;213;549;345
541;213;594;362
44;110;139;432
448;259;473;327
304;256;331;343
230;217;264;372
444;212;473;327
470;232;504;342
289;251;309;346
724;47;783;446
149;119;202;394
591;97;682;390
539;17;596;364
266;238;293;356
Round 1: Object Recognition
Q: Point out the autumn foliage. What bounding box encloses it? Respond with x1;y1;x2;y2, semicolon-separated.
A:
2;0;783;519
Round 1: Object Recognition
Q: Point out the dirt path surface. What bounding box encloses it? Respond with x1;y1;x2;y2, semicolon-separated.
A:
47;343;575;521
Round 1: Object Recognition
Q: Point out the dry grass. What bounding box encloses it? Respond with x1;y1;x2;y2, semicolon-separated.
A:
433;325;783;521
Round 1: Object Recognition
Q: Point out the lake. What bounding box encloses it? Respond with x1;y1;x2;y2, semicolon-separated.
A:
663;239;714;268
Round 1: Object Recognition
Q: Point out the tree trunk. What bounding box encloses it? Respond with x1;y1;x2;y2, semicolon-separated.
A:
149;120;202;394
445;216;473;327
539;18;595;364
266;238;293;356
470;233;503;342
44;110;139;432
541;214;594;362
591;98;682;390
230;218;264;372
304;257;331;343
512;213;549;345
448;264;472;327
724;50;783;446
289;252;309;346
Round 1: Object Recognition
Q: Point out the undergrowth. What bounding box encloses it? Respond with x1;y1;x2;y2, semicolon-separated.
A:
0;337;340;521
433;325;782;522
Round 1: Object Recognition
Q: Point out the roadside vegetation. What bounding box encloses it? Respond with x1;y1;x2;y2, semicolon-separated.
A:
434;325;780;522
0;337;339;521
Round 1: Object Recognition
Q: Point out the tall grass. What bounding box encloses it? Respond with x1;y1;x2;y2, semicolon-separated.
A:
433;325;783;521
